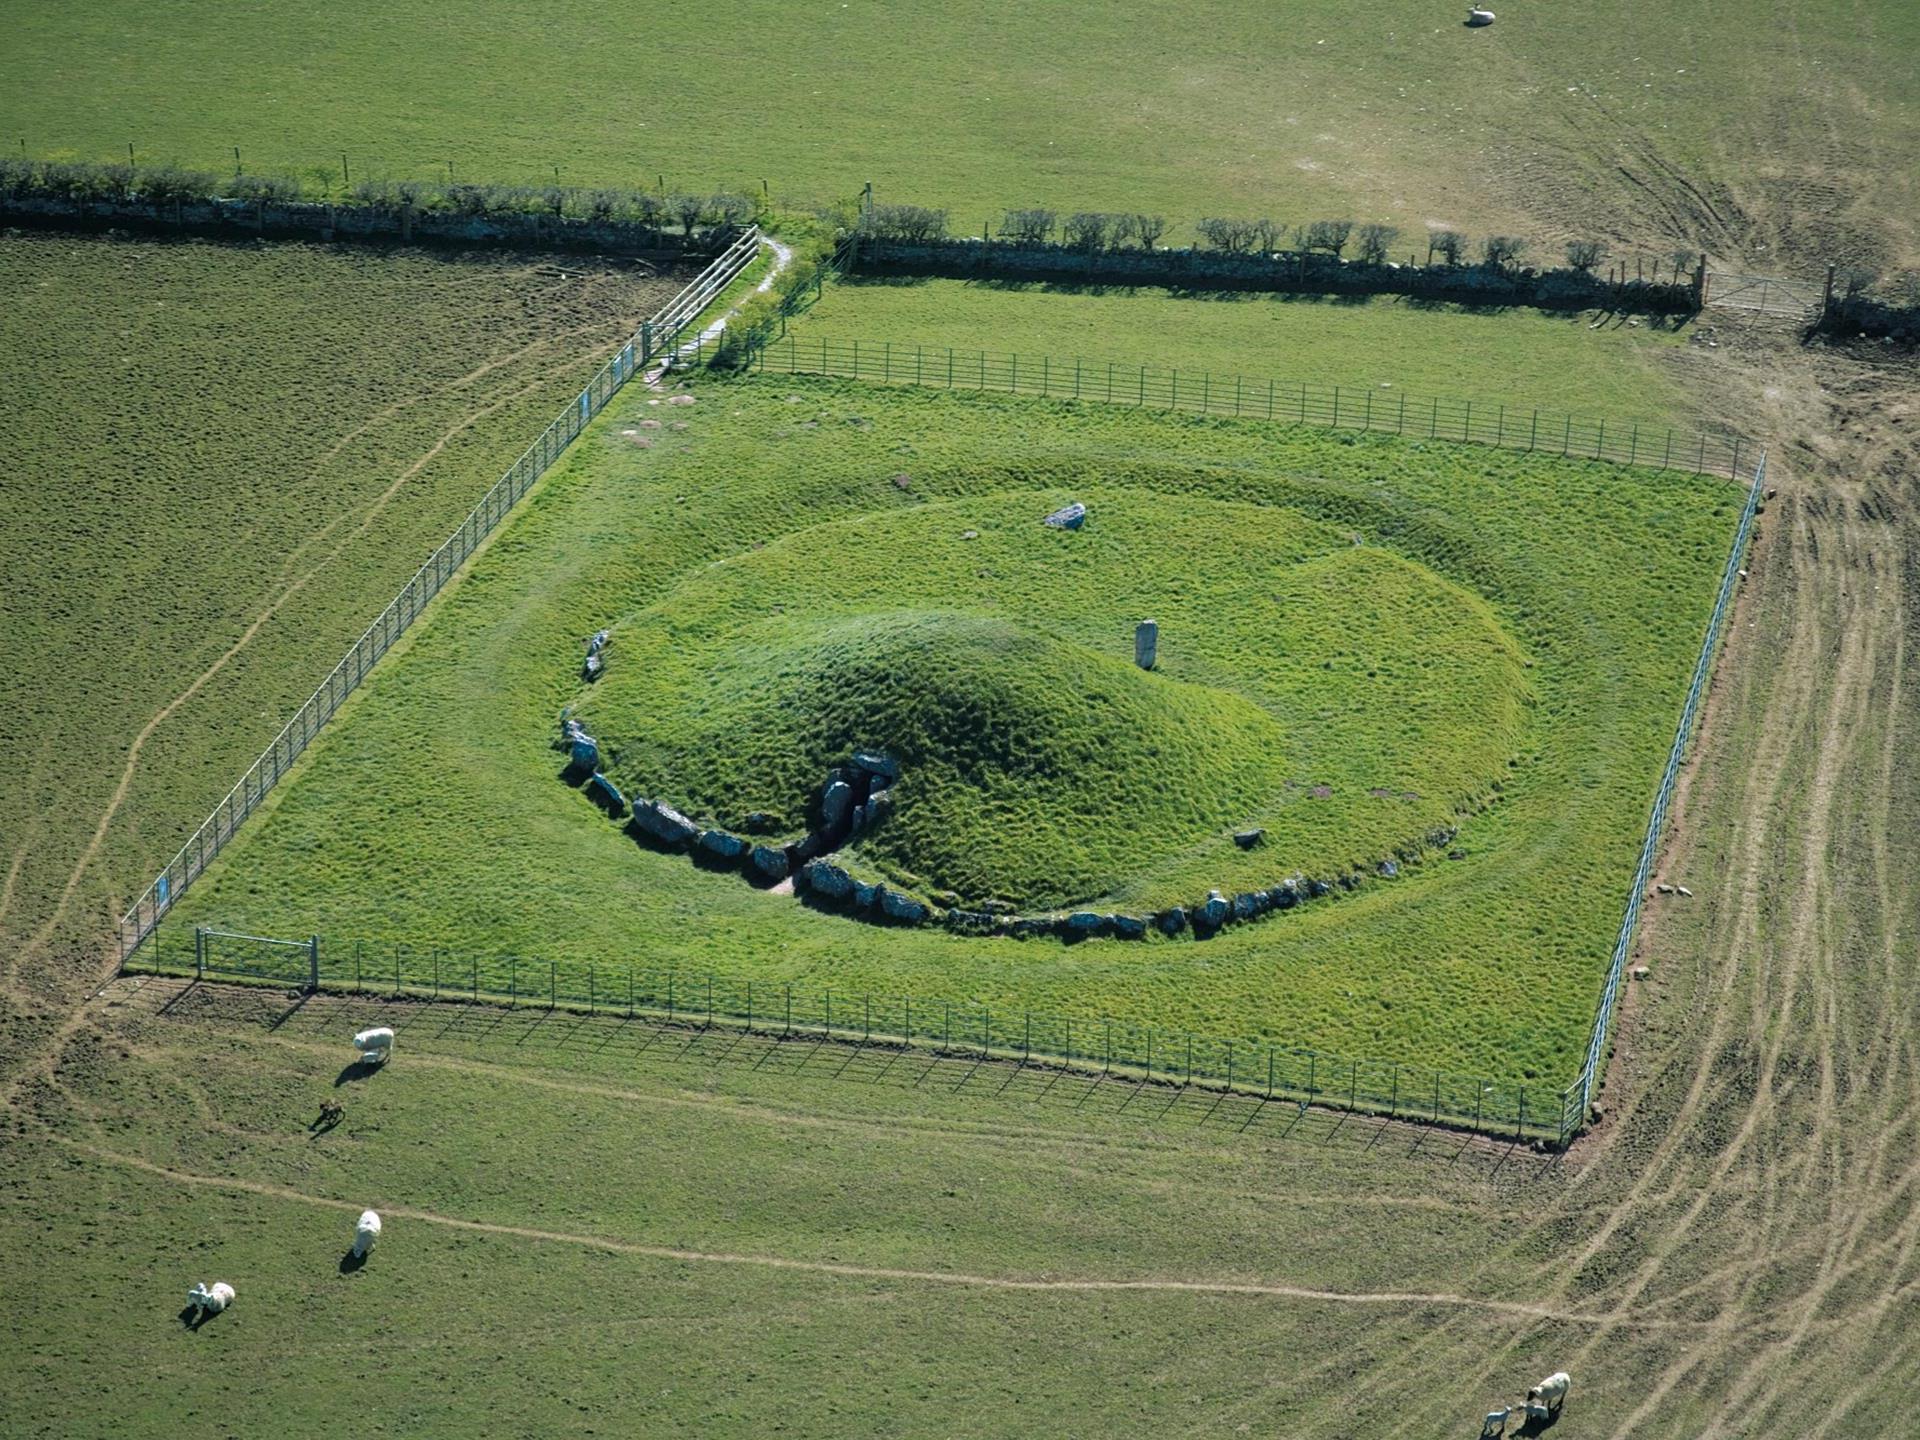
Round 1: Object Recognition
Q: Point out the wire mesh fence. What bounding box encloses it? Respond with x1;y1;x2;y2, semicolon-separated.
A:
730;333;1753;478
1559;450;1766;1138
134;925;1562;1144
112;228;764;961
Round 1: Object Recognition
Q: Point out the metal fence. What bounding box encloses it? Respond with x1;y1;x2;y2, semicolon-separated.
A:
733;334;1755;478
1703;271;1824;318
112;227;764;961
1558;451;1766;1139
138;925;1560;1143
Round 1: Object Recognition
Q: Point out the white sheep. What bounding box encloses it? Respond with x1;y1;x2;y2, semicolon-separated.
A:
1526;1372;1571;1420
185;1281;235;1316
1480;1406;1511;1438
352;1209;382;1260
352;1026;394;1065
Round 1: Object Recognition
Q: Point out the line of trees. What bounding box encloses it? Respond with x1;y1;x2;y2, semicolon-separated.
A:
0;157;758;238
859;200;1701;284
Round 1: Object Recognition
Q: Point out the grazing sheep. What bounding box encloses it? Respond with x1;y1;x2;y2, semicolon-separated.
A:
1467;6;1495;23
1526;1372;1571;1420
352;1027;394;1065
352;1209;382;1260
1480;1406;1511;1438
185;1281;235;1316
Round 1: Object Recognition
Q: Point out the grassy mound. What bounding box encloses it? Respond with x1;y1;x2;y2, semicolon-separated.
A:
574;489;1529;911
594;609;1292;908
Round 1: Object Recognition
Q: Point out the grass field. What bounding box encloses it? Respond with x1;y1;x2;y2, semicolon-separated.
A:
783;277;1696;425
0;233;688;982
3;0;1913;267
155;377;1739;1086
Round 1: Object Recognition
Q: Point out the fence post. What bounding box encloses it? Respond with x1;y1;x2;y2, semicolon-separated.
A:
589;967;595;1013
785;984;793;1035
707;974;714;1029
510;957;517;1007
549;959;556;1010
1266;1046;1275;1098
473;955;478;1002
1390;1063;1398;1117
195;926;206;980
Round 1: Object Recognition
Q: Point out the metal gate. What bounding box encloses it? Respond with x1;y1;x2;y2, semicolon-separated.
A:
195;927;318;988
1704;271;1823;317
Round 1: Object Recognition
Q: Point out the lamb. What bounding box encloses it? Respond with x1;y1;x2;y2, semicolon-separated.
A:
185;1281;235;1316
352;1026;394;1065
352;1209;382;1260
311;1099;344;1131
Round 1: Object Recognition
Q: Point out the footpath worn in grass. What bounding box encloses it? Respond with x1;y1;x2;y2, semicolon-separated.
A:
0;232;685;962
166;378;1736;1085
577;489;1527;911
3;0;1913;265
784;276;1695;426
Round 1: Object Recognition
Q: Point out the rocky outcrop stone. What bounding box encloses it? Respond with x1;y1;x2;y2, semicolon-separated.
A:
750;844;791;881
1232;891;1263;922
802;859;854;900
1043;501;1087;530
821;779;854;829
878;887;930;924
851;750;899;781
1064;911;1107;936
586;773;626;818
1111;914;1148;939
699;829;749;860
630;798;697;845
1158;906;1188;935
1233;828;1264;849
1378;859;1400;878
1199;890;1230;929
852;880;880;911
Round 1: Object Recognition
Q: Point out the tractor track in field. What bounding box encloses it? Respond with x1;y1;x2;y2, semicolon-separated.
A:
39;1132;1711;1331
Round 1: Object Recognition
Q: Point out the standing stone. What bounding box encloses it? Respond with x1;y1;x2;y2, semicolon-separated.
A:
1199;889;1230;930
750;845;791;881
821;780;853;829
1042;501;1087;530
1135;619;1158;670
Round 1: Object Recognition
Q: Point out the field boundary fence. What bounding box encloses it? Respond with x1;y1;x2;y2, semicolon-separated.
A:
732;334;1754;478
134;925;1563;1144
112;227;764;962
1558;450;1766;1140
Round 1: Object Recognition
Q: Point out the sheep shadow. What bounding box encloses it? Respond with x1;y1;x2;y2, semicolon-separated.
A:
338;1249;369;1275
177;1304;217;1331
333;1057;384;1087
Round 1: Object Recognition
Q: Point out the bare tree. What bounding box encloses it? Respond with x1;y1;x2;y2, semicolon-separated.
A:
1062;211;1110;250
1250;217;1283;255
1428;229;1465;265
1196;217;1250;253
865;203;947;243
1107;213;1138;249
1841;265;1879;300
1357;222;1400;265
1893;270;1920;307
709;192;754;230
1482;234;1529;270
1301;219;1354;257
1000;208;1057;244
1668;248;1698;283
670;192;706;237
1564;239;1607;273
1131;214;1167;250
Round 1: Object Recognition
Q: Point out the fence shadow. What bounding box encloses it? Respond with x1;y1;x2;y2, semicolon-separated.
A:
113;978;1562;1182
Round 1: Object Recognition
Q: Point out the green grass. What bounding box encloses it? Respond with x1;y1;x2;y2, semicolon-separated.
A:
783;277;1695;425
0;232;686;957
163;376;1737;1086
579;488;1528;912
0;987;1613;1438
2;0;1914;265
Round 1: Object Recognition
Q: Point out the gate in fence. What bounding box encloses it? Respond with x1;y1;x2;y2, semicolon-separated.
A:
1704;272;1823;317
113;228;764;961
195;927;318;987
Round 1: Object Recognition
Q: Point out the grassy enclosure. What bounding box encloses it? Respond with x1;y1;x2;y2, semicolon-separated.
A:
3;0;1914;266
781;276;1696;424
157;377;1739;1086
0;233;688;964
